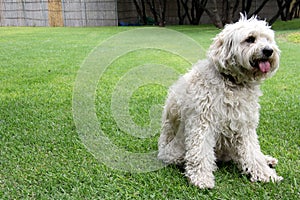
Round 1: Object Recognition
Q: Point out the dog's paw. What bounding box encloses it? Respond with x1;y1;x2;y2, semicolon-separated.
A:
250;167;283;183
251;174;283;183
189;177;215;189
270;175;284;182
265;155;278;168
187;173;215;189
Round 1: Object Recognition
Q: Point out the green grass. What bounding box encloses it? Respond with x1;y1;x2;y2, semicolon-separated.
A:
1;19;299;199
287;32;300;43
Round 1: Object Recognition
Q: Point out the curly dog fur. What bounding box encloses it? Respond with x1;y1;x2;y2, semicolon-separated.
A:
158;15;283;189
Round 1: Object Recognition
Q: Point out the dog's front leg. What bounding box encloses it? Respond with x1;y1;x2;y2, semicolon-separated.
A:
184;123;217;189
234;130;283;183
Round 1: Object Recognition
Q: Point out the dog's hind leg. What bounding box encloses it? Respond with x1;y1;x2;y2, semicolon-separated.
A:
158;97;185;165
264;155;278;168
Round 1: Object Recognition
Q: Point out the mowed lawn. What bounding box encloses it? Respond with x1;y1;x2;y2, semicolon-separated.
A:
0;20;299;199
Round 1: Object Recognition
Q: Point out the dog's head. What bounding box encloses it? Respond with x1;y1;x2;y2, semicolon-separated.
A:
208;14;280;84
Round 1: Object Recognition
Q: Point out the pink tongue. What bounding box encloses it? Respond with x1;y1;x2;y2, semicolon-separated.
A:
258;61;271;73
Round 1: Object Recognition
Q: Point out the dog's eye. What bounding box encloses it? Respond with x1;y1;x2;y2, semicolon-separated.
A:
246;36;256;43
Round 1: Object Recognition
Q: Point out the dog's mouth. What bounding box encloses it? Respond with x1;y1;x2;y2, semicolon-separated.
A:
250;59;271;73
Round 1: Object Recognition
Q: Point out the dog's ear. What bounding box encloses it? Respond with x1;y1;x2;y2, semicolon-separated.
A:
207;34;223;67
208;31;234;71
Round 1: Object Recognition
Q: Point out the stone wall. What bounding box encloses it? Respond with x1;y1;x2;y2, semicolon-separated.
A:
0;0;117;27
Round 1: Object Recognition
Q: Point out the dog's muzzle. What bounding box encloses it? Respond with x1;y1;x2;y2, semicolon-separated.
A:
250;47;273;73
262;47;273;57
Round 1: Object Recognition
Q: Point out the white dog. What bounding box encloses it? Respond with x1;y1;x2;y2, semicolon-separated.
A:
158;15;283;189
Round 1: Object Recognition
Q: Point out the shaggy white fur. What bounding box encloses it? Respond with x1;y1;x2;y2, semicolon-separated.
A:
158;15;283;189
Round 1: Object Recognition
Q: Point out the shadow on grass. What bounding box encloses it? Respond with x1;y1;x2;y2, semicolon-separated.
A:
272;18;300;31
169;160;243;179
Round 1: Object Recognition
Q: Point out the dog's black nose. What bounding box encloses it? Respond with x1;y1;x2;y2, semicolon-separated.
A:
262;48;273;57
